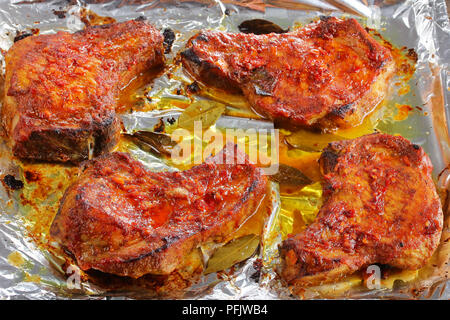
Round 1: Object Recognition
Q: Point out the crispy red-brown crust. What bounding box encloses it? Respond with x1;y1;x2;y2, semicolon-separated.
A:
181;17;395;131
1;20;165;162
279;133;443;288
50;145;268;278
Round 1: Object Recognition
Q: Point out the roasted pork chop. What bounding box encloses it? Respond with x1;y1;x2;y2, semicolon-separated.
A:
2;20;164;162
50;144;268;279
279;133;443;288
181;17;395;131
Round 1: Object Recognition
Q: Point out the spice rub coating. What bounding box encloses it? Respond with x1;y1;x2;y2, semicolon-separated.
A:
50;145;267;278
279;133;443;288
2;20;165;162
181;17;395;131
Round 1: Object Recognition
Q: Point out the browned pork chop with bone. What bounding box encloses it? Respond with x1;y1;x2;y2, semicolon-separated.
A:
50;145;268;279
279;133;443;289
2;20;165;162
182;17;395;131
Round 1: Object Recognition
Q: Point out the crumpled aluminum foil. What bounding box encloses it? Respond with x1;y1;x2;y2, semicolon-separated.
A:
0;0;449;300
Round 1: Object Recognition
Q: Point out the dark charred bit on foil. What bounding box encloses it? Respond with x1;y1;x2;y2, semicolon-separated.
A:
319;15;332;22
135;15;147;22
406;48;418;63
3;174;24;190
52;9;67;19
238;19;288;35
250;258;263;282
153;118;165;133
167;117;176;125
187;81;200;94
163;28;175;54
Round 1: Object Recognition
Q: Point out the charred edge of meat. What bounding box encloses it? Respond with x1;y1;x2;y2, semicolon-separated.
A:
163;28;175;54
13;32;32;43
181;48;203;65
13;114;119;163
90;24;114;30
195;34;209;43
92;114;121;158
122;235;181;264
17;128;92;162
85;266;202;297
187;81;200;94
319;148;340;174
181;46;242;93
329;103;354;119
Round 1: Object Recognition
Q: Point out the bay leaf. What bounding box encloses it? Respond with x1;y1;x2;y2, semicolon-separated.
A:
162;28;175;54
238;19;289;35
204;234;260;274
178;100;226;131
285;129;347;152
269;163;312;186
